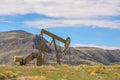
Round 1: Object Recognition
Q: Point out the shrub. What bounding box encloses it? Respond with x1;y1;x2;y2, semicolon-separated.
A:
113;65;120;70
90;65;105;74
0;73;8;80
3;71;17;78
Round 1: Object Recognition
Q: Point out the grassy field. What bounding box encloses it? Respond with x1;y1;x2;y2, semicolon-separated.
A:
0;64;120;80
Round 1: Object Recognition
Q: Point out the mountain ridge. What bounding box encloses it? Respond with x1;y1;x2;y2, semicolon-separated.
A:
0;30;120;65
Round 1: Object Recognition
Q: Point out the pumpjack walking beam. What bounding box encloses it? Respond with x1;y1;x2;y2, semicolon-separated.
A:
40;29;70;53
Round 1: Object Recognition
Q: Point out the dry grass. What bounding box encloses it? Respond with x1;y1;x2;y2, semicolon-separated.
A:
18;76;46;80
0;65;120;80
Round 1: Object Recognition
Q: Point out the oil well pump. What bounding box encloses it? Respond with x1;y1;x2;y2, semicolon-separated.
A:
14;29;70;66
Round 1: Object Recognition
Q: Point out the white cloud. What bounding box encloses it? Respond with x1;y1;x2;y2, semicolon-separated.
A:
0;0;120;29
71;44;120;50
24;19;120;29
0;0;120;18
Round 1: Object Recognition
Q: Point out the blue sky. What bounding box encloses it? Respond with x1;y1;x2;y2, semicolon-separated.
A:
0;0;120;49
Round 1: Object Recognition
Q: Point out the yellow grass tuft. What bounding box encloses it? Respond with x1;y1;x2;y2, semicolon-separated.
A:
3;71;17;78
90;71;97;76
90;65;105;73
18;76;46;80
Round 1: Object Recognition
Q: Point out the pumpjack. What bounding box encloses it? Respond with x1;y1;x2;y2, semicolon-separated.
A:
14;29;70;66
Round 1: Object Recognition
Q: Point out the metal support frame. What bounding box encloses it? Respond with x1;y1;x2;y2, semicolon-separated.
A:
53;38;61;65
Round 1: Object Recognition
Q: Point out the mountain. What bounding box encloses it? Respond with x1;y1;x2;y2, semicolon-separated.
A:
0;30;120;65
66;47;120;65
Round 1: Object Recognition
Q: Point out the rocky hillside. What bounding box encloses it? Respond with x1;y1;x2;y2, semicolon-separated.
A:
0;30;36;65
0;30;120;65
66;47;120;65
